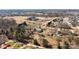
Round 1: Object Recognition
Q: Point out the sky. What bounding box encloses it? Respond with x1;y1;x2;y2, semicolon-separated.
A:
0;0;79;9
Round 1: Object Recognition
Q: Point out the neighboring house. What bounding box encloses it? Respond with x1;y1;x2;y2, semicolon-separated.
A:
27;16;39;21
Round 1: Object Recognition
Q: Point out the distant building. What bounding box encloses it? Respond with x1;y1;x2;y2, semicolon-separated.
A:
27;16;39;21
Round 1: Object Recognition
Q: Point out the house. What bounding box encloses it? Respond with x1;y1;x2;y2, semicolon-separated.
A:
27;16;39;21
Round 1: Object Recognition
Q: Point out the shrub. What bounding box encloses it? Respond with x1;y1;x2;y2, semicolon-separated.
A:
15;22;31;43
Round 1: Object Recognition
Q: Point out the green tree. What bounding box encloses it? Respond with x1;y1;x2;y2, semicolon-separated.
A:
16;22;28;43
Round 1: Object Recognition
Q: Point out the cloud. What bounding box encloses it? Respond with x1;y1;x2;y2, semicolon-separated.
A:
0;0;78;9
